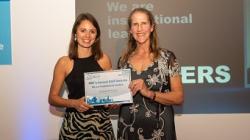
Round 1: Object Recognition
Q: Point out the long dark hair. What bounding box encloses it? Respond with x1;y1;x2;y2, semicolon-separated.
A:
68;13;102;60
119;8;160;67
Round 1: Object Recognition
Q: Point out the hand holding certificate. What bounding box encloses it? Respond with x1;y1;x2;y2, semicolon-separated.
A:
84;69;133;106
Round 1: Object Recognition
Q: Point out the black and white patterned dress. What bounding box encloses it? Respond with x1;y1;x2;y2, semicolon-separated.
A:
59;55;115;140
117;50;181;140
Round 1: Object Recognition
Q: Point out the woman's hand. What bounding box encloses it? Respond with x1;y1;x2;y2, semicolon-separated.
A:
129;79;153;98
71;97;93;112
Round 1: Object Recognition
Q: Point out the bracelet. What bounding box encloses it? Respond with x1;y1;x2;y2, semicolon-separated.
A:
152;92;156;101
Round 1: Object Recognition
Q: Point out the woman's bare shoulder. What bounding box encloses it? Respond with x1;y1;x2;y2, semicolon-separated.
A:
98;53;112;70
54;56;73;70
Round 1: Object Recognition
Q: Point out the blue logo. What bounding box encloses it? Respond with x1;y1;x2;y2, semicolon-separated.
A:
0;0;12;65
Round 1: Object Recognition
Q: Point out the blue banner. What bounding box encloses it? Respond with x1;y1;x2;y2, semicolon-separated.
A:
0;0;12;65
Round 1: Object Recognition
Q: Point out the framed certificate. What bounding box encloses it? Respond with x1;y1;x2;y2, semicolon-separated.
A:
84;69;133;106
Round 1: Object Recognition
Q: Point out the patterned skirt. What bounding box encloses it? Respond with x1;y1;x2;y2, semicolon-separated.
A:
59;108;115;140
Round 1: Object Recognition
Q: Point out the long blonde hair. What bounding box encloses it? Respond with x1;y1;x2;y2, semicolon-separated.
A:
119;8;160;67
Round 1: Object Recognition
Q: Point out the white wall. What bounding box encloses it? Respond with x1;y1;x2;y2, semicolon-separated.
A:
0;0;249;140
1;0;74;140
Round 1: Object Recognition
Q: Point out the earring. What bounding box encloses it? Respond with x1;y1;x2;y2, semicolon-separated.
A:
74;34;77;41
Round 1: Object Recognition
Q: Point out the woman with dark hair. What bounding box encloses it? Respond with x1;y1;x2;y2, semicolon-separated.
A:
48;13;115;140
117;8;184;140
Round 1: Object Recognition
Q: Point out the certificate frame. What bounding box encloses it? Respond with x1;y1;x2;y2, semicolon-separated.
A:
84;69;133;106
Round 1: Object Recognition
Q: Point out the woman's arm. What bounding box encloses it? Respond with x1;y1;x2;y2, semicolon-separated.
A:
48;56;92;112
130;75;184;105
48;56;71;107
153;75;184;105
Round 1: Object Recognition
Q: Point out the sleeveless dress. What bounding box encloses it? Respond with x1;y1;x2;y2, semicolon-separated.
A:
59;55;115;140
117;50;181;140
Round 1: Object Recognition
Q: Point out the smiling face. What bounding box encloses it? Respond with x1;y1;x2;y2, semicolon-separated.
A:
130;11;154;46
76;20;97;48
